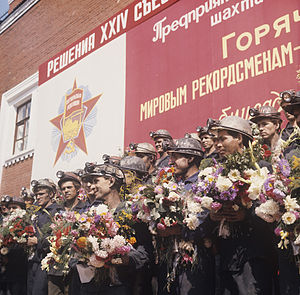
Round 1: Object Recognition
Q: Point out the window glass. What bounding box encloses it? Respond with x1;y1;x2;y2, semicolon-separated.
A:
13;100;31;154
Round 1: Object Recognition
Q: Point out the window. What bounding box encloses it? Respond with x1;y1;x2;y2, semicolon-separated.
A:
13;100;31;154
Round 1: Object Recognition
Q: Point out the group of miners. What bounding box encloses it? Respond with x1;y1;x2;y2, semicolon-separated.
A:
1;89;300;295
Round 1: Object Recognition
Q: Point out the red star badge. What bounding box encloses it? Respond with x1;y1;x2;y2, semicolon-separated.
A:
50;79;102;165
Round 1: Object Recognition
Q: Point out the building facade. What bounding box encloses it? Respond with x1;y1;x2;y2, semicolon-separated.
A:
0;0;134;195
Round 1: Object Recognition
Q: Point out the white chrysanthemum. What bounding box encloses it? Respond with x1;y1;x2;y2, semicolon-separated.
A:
260;199;279;215
94;204;109;215
215;176;232;192
228;169;241;182
101;238;114;253
284;196;300;212
95;250;108;259
87;236;99;252
187;201;202;214
168;191;181;202
200;196;214;209
199;167;214;177
112;235;126;249
282;212;296;225
185;215;200;230
255;200;279;222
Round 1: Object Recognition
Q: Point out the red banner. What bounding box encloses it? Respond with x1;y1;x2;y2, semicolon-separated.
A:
124;0;300;146
39;0;179;85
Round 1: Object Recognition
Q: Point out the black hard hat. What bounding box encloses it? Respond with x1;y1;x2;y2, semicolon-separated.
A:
149;129;172;140
84;162;125;182
119;156;148;175
31;179;57;194
56;171;81;188
168;137;203;157
249;106;282;124
282;91;300;114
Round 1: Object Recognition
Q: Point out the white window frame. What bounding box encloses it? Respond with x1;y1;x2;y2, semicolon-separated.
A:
0;0;40;34
0;72;38;181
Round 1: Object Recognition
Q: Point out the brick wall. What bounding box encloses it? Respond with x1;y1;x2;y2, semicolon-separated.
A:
0;157;33;196
0;0;135;195
0;0;135;97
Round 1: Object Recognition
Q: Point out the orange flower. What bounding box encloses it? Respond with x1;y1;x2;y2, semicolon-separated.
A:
76;237;87;248
128;237;136;245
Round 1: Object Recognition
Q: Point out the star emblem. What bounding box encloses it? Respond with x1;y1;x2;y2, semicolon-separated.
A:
50;79;102;165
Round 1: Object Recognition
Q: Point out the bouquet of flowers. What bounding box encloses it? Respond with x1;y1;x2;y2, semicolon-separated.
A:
131;167;201;234
254;157;291;224
265;156;300;251
0;208;35;255
42;204;136;276
192;143;273;237
131;167;203;290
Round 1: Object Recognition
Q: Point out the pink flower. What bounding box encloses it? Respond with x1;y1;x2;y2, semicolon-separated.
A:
154;186;163;194
211;202;222;211
157;223;166;230
274;227;281;236
115;245;131;255
107;223;119;236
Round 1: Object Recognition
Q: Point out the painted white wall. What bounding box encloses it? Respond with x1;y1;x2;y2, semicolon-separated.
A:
31;34;126;181
0;72;39;182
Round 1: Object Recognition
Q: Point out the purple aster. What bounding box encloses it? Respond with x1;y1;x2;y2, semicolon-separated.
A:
229;189;237;201
191;183;198;194
278;158;291;177
197;181;208;192
264;178;274;192
94;215;101;223
220;191;231;201
214;166;223;177
131;203;139;214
